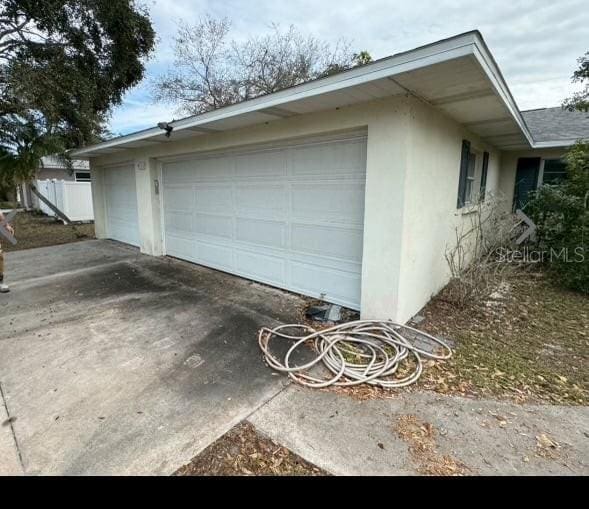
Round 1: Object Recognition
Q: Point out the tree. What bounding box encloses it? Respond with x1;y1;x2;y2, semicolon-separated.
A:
0;0;155;182
526;142;589;294
153;17;372;115
563;52;588;112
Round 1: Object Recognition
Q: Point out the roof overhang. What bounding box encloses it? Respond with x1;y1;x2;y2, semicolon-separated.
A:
532;140;580;149
73;30;539;158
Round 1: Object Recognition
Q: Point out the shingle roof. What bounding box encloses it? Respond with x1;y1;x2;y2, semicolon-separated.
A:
522;107;589;143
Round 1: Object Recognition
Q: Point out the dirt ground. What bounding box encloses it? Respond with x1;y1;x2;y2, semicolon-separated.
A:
304;271;588;407
1;211;95;252
417;272;588;406
174;422;327;476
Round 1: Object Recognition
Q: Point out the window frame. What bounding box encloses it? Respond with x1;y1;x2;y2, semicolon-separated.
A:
457;140;489;209
539;158;567;186
464;152;477;206
74;171;91;182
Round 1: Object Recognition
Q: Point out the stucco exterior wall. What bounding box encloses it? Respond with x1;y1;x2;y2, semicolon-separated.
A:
395;96;501;322
89;94;515;323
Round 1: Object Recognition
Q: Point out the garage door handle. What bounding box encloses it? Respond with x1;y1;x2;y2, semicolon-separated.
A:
154;179;160;195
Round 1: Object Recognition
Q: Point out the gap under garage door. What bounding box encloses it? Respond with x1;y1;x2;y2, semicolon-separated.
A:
161;133;367;309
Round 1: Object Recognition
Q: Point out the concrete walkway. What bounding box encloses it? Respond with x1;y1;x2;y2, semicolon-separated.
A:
249;386;589;475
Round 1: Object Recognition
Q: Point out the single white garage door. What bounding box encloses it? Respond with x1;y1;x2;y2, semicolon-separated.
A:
162;134;367;309
104;164;140;247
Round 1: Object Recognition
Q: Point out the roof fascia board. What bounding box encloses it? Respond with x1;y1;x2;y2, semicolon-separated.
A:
73;32;479;157
533;139;581;149
470;34;534;147
78;31;575;156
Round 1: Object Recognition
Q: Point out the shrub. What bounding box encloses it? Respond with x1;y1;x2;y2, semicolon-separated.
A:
444;192;520;307
526;142;589;293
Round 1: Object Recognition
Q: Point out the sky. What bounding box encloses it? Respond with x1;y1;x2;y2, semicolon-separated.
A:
109;0;589;135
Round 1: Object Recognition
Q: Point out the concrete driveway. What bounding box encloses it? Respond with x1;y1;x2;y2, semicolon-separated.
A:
0;240;304;475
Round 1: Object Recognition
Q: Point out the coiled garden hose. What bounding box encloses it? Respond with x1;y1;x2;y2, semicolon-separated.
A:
258;320;452;388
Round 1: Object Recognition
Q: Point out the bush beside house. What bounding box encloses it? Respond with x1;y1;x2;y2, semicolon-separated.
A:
526;141;589;294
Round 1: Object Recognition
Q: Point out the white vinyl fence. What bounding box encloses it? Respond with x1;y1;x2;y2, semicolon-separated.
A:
35;179;94;222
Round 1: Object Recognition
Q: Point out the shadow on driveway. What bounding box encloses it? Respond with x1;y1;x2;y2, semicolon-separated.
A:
0;240;304;475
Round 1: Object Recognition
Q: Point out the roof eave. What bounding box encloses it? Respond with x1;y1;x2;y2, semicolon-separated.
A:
532;139;583;149
72;30;536;158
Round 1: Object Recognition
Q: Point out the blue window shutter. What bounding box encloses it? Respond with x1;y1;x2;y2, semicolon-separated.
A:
457;139;471;208
480;151;489;200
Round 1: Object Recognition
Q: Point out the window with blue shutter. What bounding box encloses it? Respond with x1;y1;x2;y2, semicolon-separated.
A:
480;151;489;200
457;139;471;208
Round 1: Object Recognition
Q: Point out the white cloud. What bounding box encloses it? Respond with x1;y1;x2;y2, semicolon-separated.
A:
108;0;589;133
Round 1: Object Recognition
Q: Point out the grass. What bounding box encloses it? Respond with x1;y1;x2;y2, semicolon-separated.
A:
1;211;95;252
419;271;588;405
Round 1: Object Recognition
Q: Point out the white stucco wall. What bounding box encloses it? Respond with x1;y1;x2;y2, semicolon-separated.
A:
134;159;163;256
89;163;106;239
395;96;501;323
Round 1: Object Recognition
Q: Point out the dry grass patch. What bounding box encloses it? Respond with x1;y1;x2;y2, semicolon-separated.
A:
420;271;588;405
2;211;94;252
174;422;327;476
306;270;588;406
395;415;469;476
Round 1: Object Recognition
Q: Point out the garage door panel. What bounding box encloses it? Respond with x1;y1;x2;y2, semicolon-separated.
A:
106;186;133;204
166;158;234;182
109;209;137;224
165;234;194;259
163;134;366;309
291;181;365;224
162;164;199;183
165;187;195;211
235;217;286;248
291;139;367;177
194;184;232;212
235;150;286;177
194;212;233;238
235;249;286;284
104;165;139;247
290;261;361;308
197;240;234;271
108;221;139;246
235;184;287;218
165;210;193;235
291;223;363;261
197;157;234;179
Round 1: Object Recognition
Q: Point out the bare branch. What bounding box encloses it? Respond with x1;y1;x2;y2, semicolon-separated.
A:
152;17;365;115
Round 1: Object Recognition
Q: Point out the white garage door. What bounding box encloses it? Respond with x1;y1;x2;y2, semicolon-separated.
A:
104;164;140;247
162;134;367;309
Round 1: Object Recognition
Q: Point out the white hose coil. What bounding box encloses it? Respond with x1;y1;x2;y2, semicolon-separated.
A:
258;320;452;388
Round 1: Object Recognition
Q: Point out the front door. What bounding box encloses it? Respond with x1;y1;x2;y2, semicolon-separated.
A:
513;157;540;210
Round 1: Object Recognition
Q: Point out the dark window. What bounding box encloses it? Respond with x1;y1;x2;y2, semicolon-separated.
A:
480;151;489;200
457;139;471;208
75;171;91;182
513;157;540;210
542;159;567;185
